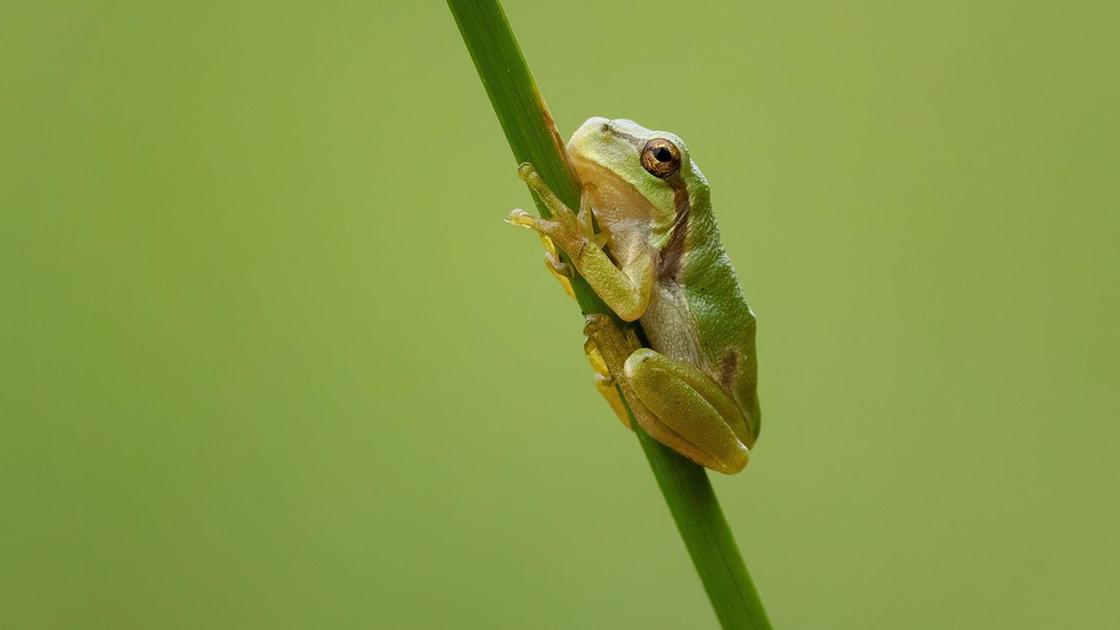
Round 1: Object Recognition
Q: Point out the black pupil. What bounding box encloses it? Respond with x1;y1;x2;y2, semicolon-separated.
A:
654;147;673;162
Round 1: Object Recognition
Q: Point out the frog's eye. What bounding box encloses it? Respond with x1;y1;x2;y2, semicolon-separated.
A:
640;138;682;179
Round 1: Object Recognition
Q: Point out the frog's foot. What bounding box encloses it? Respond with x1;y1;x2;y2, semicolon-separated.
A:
543;235;575;298
505;209;576;297
544;246;572;279
508;207;583;260
507;163;590;256
584;337;630;428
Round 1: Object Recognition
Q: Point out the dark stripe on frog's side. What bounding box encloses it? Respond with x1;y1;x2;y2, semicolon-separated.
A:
719;350;739;389
657;175;691;282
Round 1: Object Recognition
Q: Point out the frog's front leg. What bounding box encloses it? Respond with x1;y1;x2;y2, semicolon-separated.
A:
508;163;654;321
584;314;753;474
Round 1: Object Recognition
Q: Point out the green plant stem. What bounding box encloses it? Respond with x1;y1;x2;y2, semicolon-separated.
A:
447;2;771;628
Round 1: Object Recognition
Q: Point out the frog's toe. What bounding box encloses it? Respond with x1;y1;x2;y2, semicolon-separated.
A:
506;208;538;229
544;250;573;278
582;313;614;338
516;162;538;182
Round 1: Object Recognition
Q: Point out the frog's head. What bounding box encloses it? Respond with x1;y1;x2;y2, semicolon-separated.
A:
567;117;709;239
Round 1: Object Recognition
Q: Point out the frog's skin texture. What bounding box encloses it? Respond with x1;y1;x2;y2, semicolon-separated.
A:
509;117;759;474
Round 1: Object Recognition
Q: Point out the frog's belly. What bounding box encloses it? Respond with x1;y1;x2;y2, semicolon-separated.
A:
639;282;707;372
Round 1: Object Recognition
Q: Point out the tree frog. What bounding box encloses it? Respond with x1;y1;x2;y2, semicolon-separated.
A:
508;117;760;474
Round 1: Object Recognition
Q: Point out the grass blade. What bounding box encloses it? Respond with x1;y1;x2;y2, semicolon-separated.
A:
447;2;771;627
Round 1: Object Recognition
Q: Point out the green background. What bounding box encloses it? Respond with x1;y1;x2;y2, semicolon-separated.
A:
3;1;1118;628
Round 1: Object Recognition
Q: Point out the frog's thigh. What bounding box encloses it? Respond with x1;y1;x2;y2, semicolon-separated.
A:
624;350;750;474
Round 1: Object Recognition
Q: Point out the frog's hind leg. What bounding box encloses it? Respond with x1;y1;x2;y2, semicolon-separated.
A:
582;315;726;471
583;314;752;474
623;349;752;474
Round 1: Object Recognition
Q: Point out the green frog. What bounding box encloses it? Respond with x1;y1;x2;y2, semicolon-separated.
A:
509;117;760;474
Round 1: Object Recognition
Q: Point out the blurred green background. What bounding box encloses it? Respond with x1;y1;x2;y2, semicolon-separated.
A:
3;1;1117;628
